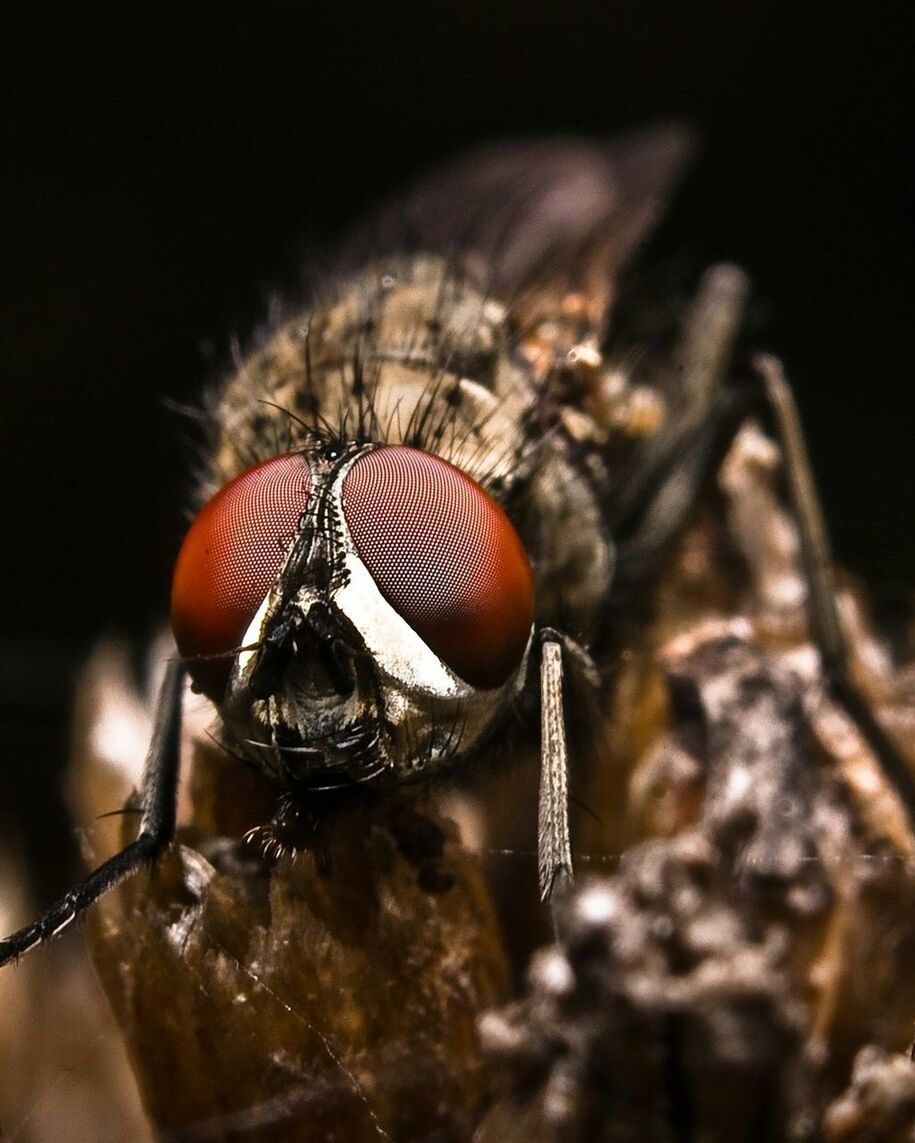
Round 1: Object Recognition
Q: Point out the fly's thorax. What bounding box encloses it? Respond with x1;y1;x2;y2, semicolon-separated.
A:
203;441;535;790
207;257;525;497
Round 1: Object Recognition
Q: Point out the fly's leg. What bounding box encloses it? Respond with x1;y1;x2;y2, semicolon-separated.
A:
538;635;572;905
609;264;751;563
538;628;603;935
664;262;750;443
753;353;915;828
0;658;185;967
610;387;758;592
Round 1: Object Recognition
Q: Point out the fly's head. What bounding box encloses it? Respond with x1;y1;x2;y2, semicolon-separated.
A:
170;438;535;791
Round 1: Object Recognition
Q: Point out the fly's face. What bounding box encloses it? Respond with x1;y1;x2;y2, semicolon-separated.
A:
171;431;535;789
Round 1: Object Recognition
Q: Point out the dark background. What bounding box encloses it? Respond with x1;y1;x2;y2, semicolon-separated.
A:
1;2;912;894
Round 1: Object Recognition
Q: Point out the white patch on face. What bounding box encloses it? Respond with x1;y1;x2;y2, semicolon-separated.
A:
236;592;274;679
334;550;466;698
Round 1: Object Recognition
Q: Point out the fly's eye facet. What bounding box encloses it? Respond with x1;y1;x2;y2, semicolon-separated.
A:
342;446;534;688
171;453;311;700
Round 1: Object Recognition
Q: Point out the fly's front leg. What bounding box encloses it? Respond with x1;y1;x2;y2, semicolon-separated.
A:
0;658;185;966
538;635;572;903
754;353;915;828
537;629;601;935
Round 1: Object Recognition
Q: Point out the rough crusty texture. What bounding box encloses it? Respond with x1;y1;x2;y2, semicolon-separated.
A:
477;634;915;1141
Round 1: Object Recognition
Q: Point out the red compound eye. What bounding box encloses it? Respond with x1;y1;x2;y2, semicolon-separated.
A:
171;454;311;700
342;446;534;689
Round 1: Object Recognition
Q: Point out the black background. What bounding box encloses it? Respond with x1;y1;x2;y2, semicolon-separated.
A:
1;2;913;890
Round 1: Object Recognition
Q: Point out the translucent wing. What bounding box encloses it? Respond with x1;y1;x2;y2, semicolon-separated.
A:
347;122;694;337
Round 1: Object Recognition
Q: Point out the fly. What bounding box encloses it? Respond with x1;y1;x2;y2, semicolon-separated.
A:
3;124;914;965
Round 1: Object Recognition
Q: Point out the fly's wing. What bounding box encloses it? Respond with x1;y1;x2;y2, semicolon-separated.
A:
347;123;694;339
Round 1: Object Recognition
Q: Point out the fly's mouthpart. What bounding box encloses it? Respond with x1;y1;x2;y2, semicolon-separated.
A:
246;603;358;702
247;611;302;700
302;601;358;698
